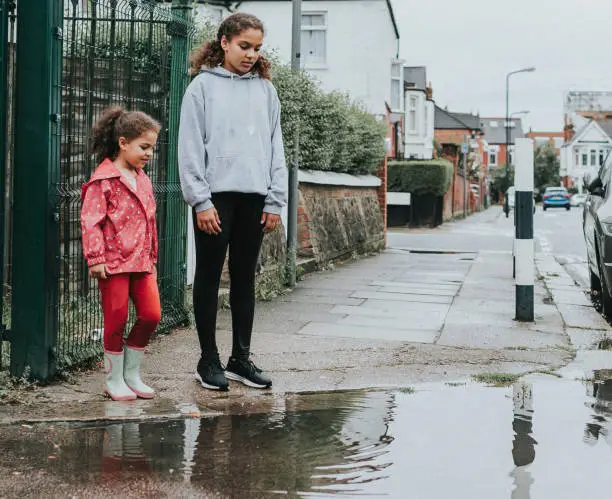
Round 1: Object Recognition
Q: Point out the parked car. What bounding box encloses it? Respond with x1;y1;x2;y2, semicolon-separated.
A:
583;157;612;315
542;186;571;211
571;193;587;207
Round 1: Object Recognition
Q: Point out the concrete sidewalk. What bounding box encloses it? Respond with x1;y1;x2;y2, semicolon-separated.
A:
1;232;607;424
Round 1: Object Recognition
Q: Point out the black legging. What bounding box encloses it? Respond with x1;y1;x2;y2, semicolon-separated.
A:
192;192;266;360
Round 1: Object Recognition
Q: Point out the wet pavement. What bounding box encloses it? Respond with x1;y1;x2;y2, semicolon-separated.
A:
2;206;612;497
3;375;612;498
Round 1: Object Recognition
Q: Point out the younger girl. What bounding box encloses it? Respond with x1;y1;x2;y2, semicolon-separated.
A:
81;107;162;401
178;12;287;391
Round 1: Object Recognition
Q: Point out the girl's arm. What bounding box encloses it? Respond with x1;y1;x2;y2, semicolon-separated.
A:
151;215;158;265
178;86;213;213
81;181;108;267
264;91;288;215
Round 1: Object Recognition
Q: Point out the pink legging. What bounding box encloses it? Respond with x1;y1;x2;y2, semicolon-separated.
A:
99;272;161;353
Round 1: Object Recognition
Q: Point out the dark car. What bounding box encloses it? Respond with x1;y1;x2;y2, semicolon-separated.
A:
583;158;612;315
542;186;571;211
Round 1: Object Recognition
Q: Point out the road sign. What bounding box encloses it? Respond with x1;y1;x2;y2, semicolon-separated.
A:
462;143;469;154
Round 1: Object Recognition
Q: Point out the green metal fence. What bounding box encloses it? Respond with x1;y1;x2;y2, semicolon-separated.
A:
2;0;194;380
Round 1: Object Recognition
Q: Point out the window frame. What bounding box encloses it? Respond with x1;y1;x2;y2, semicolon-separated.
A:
408;95;418;133
390;60;403;112
301;11;328;68
489;150;497;166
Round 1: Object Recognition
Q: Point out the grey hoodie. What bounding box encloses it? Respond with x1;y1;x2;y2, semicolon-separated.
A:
178;66;288;215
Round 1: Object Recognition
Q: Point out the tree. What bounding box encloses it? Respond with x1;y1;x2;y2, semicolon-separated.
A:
534;144;560;192
490;164;514;201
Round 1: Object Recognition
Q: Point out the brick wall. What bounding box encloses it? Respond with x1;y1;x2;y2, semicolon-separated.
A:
435;129;469;146
297;182;385;263
377;158;388;245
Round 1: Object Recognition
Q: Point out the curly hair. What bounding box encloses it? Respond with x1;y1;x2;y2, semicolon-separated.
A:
90;106;161;163
190;12;271;80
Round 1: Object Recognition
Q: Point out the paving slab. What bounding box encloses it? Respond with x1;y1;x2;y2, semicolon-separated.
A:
351;290;453;304
437;324;569;349
557;303;610;330
549;289;592;307
371;280;460;290
565;328;609;349
297;322;439;343
338;314;445;332
330;303;450;318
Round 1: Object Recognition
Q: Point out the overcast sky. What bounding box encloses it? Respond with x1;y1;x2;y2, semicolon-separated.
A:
392;0;612;131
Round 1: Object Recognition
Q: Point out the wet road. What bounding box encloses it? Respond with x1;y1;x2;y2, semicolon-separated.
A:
3;376;612;498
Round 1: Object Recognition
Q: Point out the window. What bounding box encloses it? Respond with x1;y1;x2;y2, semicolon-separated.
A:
575;151;579;167
489;151;497;166
600;150;606;166
591;149;597;166
390;62;403;111
301;13;327;66
582;153;588;166
408;96;417;132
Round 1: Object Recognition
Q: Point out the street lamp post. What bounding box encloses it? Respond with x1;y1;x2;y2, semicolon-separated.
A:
505;68;535;212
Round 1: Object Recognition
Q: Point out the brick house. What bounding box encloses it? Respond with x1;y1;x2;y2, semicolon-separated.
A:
434;107;482;216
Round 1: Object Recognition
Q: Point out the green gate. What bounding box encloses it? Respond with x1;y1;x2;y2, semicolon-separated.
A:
3;0;194;380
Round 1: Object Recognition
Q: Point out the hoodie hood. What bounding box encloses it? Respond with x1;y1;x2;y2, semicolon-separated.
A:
200;65;257;80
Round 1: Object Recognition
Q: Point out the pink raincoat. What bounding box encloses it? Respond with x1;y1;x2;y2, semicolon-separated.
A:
81;159;158;275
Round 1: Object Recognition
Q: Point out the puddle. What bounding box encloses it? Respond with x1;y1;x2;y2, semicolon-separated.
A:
2;379;612;497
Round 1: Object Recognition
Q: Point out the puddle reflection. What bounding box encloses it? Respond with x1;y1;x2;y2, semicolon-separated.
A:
3;380;612;497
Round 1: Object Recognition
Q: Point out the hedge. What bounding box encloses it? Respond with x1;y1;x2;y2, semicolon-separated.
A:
193;23;387;175
388;159;454;196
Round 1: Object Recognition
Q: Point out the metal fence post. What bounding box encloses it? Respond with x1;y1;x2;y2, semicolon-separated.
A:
162;0;192;317
0;0;10;364
10;0;62;379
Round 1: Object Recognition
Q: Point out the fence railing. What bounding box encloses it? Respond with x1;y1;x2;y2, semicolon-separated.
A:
2;0;194;380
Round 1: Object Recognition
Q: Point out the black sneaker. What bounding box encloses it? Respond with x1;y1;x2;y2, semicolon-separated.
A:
225;357;272;389
195;355;229;391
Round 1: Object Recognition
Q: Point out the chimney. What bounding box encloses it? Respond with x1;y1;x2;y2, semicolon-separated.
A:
426;81;433;100
563;123;575;143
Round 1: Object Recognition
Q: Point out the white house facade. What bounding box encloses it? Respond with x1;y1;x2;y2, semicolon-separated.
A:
560;118;612;191
191;0;401;116
404;89;434;160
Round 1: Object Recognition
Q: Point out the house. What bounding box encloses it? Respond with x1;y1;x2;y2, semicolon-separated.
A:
190;0;401;117
434;106;480;149
434;107;483;215
559;118;612;190
479;117;524;171
403;66;435;160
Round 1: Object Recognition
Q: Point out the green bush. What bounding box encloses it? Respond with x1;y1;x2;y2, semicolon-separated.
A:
388;159;454;196
193;24;387;175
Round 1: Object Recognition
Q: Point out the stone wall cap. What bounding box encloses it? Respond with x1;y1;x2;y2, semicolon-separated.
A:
299;169;381;187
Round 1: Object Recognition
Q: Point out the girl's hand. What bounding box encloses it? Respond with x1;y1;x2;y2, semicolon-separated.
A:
89;263;107;280
261;212;281;233
196;207;222;235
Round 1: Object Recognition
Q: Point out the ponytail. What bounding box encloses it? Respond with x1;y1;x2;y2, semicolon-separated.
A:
90;106;160;163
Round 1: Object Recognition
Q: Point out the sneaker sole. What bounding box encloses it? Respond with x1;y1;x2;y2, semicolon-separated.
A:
225;371;271;389
195;372;228;391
